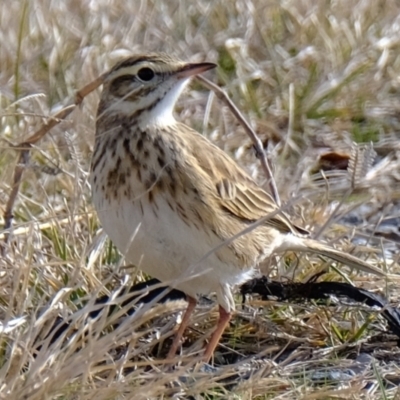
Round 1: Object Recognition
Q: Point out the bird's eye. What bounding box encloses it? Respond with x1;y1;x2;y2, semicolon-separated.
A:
137;67;155;81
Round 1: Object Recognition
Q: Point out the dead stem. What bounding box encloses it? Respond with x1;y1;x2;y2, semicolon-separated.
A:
196;75;280;206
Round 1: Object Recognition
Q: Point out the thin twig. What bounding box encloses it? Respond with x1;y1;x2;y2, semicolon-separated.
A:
3;149;30;232
2;74;106;247
196;75;280;206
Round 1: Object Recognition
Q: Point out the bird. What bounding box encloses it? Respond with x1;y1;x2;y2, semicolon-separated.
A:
89;53;385;362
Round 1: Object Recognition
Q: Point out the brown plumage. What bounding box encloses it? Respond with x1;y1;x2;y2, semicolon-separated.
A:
90;53;385;362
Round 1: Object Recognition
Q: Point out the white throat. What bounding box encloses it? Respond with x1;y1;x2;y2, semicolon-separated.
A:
139;78;190;129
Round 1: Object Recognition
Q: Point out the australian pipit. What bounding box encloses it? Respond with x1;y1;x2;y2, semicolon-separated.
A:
90;53;384;362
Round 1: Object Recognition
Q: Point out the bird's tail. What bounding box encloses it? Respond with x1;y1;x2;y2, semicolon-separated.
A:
277;235;385;276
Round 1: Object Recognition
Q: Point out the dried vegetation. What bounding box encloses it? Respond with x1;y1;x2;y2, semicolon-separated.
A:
1;0;400;398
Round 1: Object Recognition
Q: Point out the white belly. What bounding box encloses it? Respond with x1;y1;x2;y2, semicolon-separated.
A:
92;192;255;300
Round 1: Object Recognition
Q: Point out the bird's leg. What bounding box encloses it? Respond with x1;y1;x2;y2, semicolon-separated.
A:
167;296;197;359
203;305;231;363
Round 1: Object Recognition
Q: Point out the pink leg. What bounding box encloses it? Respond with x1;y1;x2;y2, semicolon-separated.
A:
203;306;232;363
167;296;197;359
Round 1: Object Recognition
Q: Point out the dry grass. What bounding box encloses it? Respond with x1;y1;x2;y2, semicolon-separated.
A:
1;0;400;398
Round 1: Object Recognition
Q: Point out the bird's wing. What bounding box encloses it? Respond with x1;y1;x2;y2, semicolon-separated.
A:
215;178;298;233
180;124;307;235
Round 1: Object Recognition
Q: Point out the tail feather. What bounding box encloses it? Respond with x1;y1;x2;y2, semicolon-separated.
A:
277;236;385;277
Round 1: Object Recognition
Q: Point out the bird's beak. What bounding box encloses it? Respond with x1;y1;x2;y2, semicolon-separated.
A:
176;62;217;79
